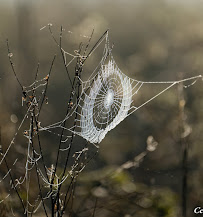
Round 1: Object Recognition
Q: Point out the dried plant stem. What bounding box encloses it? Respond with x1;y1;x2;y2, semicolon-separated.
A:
178;77;189;217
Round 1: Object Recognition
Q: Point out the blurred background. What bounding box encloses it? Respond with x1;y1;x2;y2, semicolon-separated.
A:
0;0;203;216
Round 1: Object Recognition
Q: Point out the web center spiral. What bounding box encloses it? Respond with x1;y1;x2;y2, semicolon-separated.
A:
104;89;114;109
79;59;133;143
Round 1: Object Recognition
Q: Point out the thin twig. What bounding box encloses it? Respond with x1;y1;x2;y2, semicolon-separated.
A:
6;39;24;91
38;55;56;116
30;114;49;217
92;198;97;217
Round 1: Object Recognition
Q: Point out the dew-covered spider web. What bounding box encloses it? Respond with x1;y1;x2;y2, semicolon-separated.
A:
40;32;202;144
0;29;202;215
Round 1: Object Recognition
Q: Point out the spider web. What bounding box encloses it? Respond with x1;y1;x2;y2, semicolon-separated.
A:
40;33;202;144
0;29;202;215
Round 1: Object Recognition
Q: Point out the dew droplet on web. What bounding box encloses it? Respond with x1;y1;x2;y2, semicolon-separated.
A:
8;53;13;57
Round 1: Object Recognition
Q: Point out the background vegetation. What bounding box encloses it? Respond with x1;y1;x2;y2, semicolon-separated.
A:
0;0;202;216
